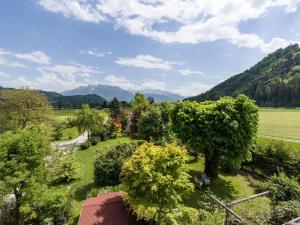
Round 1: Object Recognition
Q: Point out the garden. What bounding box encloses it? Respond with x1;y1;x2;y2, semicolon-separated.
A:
0;89;299;225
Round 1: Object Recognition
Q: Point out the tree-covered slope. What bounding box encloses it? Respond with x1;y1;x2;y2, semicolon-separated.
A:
40;91;107;109
188;44;300;107
0;87;107;109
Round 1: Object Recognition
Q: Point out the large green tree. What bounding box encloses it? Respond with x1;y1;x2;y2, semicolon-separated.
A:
0;89;53;132
138;102;173;143
72;104;107;139
172;94;258;179
131;93;149;110
121;142;197;224
0;127;49;224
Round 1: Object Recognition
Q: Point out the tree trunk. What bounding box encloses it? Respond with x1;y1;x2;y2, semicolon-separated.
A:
204;152;219;179
13;189;22;225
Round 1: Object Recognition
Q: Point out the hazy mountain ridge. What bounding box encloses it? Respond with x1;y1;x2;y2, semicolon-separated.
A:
63;84;184;102
188;44;300;107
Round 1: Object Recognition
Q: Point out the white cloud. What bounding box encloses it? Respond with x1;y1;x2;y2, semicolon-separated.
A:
0;48;51;64
39;62;102;79
80;49;106;57
104;75;165;90
0;57;28;68
104;75;137;90
140;79;165;90
116;54;182;70
174;82;212;97
0;71;11;79
38;0;300;52
38;0;106;23
179;68;203;76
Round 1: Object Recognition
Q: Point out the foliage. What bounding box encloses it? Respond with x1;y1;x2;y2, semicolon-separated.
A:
172;94;259;178
94;143;138;187
71;104;107;139
41;90;107;109
121;142;196;224
21;187;72;225
131;93;149;110
269;200;300;225
138;103;174;143
138;105;164;141
0;127;52;224
243;141;300;181
256;173;300;203
79;141;91;150
188;44;300;107
52;122;64;141
48;155;82;184
110;117;122;138
129;108;142;138
109;97;122;118
0;88;53;131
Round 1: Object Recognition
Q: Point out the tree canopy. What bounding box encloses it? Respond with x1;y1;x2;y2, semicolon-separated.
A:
0;127;49;224
71;104;107;139
0;88;52;132
172;94;259;178
121;142;197;224
131;93;149;110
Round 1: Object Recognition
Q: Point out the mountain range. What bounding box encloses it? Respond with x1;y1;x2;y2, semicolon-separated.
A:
62;84;184;102
188;44;300;107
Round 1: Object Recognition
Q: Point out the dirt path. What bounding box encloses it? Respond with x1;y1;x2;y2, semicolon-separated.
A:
52;132;88;149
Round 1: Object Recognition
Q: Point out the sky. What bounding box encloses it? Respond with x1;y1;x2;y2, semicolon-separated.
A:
0;0;300;96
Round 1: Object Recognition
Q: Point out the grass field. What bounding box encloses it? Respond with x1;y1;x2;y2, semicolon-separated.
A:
259;108;300;141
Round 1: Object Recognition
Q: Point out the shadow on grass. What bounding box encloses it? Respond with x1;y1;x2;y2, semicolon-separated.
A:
186;169;239;208
73;182;95;201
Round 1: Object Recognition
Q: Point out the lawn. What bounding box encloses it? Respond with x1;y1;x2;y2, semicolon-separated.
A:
185;156;271;224
53;137;142;225
259;108;300;141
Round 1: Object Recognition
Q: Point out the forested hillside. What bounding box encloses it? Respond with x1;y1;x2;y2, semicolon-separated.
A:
189;44;300;107
0;87;107;109
40;91;107;109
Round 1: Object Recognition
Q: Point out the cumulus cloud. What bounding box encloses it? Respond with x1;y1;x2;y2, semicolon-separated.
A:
116;54;182;70
179;69;203;76
0;57;28;68
80;49;109;57
0;48;51;64
174;82;212;97
38;0;300;52
104;75;166;91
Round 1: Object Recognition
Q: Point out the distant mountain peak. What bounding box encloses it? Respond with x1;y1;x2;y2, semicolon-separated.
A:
62;84;184;102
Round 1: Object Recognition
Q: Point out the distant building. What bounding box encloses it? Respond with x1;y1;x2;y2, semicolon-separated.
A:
78;192;142;225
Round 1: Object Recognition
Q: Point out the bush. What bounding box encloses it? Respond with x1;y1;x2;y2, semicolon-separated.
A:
255;173;300;203
49;156;82;184
94;143;138;187
269;200;300;225
79;141;91;150
52;122;64;141
90;137;98;146
243;141;300;180
121;142;195;224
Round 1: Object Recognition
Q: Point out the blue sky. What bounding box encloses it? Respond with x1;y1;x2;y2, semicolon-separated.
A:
0;0;300;96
